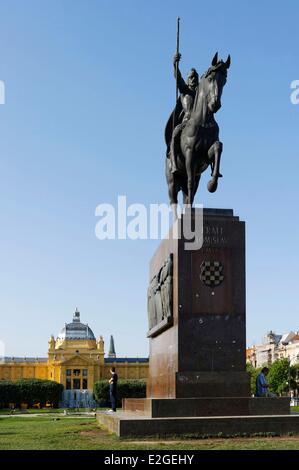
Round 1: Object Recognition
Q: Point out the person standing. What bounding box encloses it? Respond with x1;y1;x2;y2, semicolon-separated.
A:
256;367;276;397
109;367;118;412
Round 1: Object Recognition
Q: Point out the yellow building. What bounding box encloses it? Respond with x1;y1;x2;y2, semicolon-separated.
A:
0;309;148;406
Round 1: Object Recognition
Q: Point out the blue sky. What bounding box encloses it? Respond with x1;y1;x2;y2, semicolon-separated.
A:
0;0;298;357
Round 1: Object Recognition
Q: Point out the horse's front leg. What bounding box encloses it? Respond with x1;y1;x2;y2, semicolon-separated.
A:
165;158;179;220
185;148;195;206
207;141;223;193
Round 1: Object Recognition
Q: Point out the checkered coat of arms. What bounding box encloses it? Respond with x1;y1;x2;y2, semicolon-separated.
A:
200;261;224;287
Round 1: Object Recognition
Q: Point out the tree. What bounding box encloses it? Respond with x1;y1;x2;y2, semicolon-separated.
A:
246;362;261;395
267;359;290;395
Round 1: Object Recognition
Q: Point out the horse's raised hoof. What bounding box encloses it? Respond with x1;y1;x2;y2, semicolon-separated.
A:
207;178;218;193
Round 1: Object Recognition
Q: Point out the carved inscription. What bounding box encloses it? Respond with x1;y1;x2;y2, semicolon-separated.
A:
204;226;227;246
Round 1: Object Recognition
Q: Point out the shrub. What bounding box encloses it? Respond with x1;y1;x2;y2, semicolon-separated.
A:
0;379;63;408
93;379;146;407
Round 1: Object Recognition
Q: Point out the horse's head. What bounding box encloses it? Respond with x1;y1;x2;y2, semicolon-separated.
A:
202;52;230;114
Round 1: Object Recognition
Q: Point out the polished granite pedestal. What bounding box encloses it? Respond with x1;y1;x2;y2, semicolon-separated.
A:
97;209;293;437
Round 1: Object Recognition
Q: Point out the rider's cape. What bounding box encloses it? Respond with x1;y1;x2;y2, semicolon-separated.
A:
164;98;185;154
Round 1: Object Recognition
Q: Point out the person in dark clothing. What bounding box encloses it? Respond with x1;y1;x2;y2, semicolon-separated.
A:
109;367;118;412
256;367;276;397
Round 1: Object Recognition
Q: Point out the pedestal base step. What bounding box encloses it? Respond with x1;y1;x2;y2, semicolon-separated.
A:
123;397;290;417
97;411;299;438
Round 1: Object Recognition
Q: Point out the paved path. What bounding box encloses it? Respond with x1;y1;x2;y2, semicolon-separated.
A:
0;412;96;418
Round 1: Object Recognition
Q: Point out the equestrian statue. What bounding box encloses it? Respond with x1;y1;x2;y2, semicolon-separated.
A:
165;21;230;214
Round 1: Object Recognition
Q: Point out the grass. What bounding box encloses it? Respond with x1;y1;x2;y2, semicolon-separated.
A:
0;407;102;415
0;408;61;415
1;416;299;450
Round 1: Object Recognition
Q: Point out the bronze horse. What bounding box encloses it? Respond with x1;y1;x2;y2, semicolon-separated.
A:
165;53;230;214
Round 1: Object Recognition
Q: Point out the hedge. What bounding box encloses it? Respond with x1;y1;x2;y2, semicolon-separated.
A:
0;379;63;408
94;379;146;407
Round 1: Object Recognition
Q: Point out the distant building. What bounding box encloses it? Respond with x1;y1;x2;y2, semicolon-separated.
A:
0;309;148;406
247;330;299;368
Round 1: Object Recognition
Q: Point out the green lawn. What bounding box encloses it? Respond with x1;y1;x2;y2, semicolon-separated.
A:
1;416;299;450
0;408;60;415
0;408;102;415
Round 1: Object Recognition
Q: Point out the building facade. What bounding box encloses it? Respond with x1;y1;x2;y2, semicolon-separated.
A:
0;310;149;405
247;330;299;368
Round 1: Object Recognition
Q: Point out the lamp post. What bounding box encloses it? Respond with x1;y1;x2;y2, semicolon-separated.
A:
287;358;292;397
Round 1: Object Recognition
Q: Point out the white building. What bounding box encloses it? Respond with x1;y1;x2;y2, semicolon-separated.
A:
248;330;299;368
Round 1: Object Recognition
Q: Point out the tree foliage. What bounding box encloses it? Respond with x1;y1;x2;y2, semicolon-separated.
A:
247;359;299;395
246;362;261;395
267;358;290;394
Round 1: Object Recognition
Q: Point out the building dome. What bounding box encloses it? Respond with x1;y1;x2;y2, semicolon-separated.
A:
57;309;96;341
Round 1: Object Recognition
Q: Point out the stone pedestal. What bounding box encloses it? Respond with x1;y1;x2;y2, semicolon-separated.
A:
123;397;290;417
147;208;250;399
97;208;292;437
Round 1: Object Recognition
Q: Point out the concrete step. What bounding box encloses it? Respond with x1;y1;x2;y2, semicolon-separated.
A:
97;410;299;438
